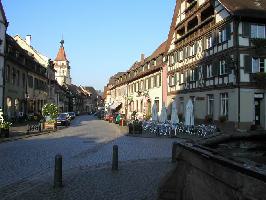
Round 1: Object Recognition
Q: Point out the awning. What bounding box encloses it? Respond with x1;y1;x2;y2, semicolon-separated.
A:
109;102;122;110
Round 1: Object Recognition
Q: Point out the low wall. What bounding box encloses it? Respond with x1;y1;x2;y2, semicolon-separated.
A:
158;142;266;200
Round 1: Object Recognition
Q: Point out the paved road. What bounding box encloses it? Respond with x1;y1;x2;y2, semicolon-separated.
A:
0;115;180;197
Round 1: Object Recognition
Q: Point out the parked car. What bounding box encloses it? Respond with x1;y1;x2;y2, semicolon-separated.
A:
56;113;71;126
68;112;76;120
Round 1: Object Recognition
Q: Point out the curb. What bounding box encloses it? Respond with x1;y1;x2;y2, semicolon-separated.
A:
0;130;57;143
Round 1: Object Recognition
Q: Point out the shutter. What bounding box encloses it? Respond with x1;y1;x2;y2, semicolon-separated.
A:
244;55;252;73
225;56;232;74
174;73;177;85
202;37;206;50
195;42;198;55
184;71;187;83
183;48;186;59
212;31;217;46
195;67;199;81
213;60;219;76
202;65;207;78
226;23;231;40
179;73;182;84
242;22;250;38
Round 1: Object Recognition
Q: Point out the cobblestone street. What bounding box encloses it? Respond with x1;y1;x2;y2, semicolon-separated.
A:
0;115;180;199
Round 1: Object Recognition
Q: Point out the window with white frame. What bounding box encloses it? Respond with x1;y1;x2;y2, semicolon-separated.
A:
220;93;228;117
180;50;184;60
252;58;266;73
207;64;213;78
207;94;214;116
219;29;227;43
219;60;226;75
190;69;195;81
191;44;195;56
251;24;266;39
180;73;184;84
169;75;175;87
206;36;212;49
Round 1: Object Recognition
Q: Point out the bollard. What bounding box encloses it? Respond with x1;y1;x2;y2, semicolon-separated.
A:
54;154;63;188
172;142;178;163
112;145;118;171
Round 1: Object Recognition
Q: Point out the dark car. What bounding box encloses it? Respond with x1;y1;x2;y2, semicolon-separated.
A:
68;112;76;120
56;113;71;126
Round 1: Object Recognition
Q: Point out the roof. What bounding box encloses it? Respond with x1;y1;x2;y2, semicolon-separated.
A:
219;0;266;19
55;40;68;61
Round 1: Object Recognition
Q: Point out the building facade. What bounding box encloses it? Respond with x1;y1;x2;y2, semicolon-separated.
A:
0;2;7;110
5;35;48;119
165;0;266;129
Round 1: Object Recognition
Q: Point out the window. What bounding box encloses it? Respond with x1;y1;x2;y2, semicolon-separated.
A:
154;100;159;113
153;76;157;88
22;73;26;88
207;64;213;78
140;100;143;113
15;99;19;112
207;94;214;116
220;93;228;117
206;36;212;49
219;29;227;43
251;24;265;39
16;70;20;86
136;100;138;112
219;60;226;75
158;74;161;87
11;67;15;85
148;78;151;89
190;69;195;81
252;58;266;73
179;97;184;114
6;65;10;82
180;50;184;60
28;75;33;88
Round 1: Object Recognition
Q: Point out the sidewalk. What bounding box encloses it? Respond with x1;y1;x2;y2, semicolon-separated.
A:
0;123;56;143
2;158;175;200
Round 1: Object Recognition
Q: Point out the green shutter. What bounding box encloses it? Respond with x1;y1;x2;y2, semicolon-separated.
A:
202;65;207;78
244;55;252;73
226;23;231;40
212;31;217;46
242;22;250;38
195;67;199;81
225;56;232;74
213;60;219;76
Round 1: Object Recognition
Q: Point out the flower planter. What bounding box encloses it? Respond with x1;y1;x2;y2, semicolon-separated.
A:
44;122;57;131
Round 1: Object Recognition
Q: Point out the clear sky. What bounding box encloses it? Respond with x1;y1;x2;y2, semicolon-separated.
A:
2;0;175;91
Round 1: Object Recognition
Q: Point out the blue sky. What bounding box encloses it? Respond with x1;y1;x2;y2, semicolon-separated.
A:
2;0;175;91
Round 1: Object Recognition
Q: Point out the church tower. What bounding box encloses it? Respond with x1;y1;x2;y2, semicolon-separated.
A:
54;40;72;85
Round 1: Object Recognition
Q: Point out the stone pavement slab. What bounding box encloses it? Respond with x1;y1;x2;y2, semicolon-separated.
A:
6;158;174;200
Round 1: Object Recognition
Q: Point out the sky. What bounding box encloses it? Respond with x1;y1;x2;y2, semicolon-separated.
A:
2;0;175;91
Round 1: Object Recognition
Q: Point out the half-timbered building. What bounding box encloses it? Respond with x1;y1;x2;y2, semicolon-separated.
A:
166;0;266;129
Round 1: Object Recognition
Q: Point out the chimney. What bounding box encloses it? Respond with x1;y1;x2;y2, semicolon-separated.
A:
141;53;145;62
26;35;32;46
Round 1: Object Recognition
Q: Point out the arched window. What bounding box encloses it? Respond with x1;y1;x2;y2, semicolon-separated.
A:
15;99;19;111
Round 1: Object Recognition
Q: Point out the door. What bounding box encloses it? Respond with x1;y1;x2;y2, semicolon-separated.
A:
255;98;261;126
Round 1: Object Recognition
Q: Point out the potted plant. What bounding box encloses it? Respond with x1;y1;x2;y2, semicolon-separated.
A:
42;103;58;130
0;121;12;138
205;115;213;123
219;115;227;123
